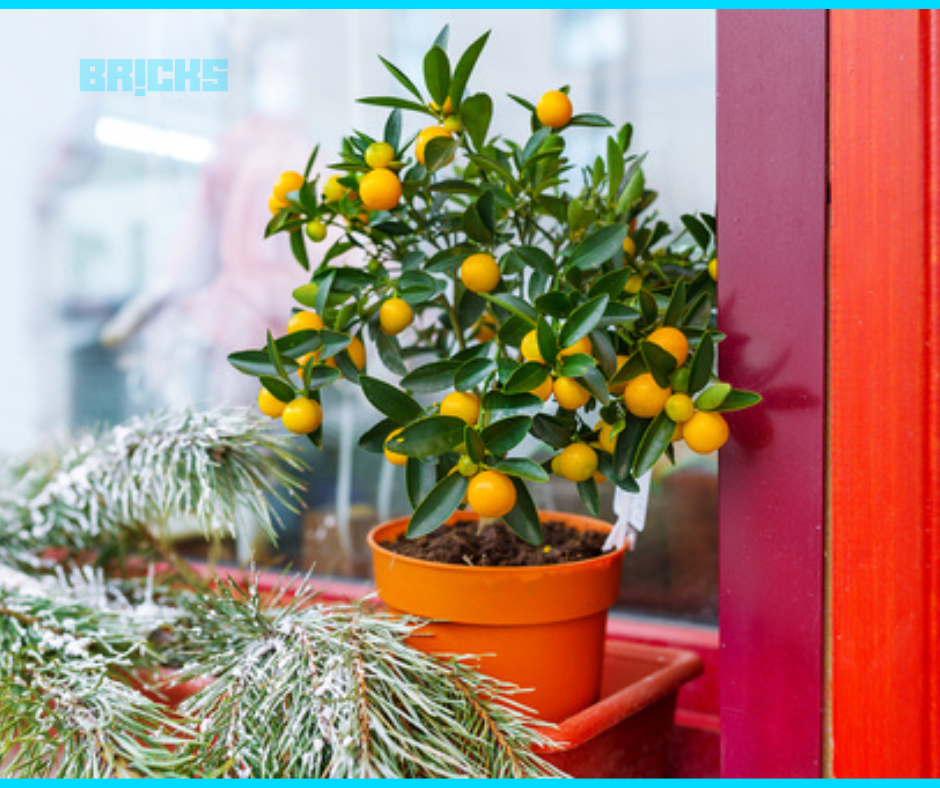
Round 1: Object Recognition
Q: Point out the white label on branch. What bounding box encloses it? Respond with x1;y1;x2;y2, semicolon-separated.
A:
604;471;652;552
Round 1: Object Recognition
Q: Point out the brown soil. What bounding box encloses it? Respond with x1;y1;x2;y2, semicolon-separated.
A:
380;519;608;567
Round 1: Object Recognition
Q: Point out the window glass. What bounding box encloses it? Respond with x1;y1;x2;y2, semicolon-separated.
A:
0;9;716;623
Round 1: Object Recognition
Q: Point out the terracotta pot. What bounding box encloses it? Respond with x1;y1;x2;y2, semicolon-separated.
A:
367;510;627;722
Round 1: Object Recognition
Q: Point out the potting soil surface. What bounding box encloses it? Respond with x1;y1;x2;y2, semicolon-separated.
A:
381;519;607;567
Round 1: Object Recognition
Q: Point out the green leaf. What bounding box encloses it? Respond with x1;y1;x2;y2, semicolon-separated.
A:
641;341;678;388
359;375;423;423
450;30;490;108
610;350;646;386
664;280;687;327
318;329;351;360
388;415;466;458
359;96;434;115
406;458;438;510
521;127;551;165
384;108;402;149
638;289;658;325
259;376;295;403
481;416;532;455
491;457;549;483
579;365;610;405
633;412;677;477
502;478;543;545
372;329;409;376
302;143;320;179
507;93;537;113
298;179;318;214
568;225;628;271
358;417;399;453
568;113;614;128
303;364;342;392
536;317;557;366
614;416;649;482
289;230;309;271
588;268;632;300
578;477;600;517
560;294;609;348
681;213;711;251
607;136;624;199
462;200;495;245
314;269;335;316
406;471;467;538
333;349;360;384
590;329;617;378
504;361;549;396
617;167;645;214
461;93;493;149
423;45;451;106
483;293;537;325
535;292;572;319
425;137;459;173
714;388;763;412
482;391;543;419
464;426;486;464
498;314;533;347
507;246;555;277
228;350;297;378
688;332;715;394
695;382;733;411
401;360;460;393
265;330;290;382
558;353;596;378
378;56;424;102
455;357;497;391
530;413;573;450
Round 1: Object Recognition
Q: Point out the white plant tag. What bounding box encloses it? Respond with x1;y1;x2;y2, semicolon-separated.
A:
604;471;652;552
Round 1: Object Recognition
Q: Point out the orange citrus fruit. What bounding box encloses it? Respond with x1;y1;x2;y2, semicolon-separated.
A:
536;90;573;129
467;470;517;518
708;258;718;281
272;170;304;202
530;374;553;402
559;336;592;357
322;175;348;203
623;235;636;258
459;253;501;294
520;330;544;364
282;397;323;434
597;421;617;453
623;372;671;418
609;355;630;395
360;168;402;212
287;310;324;334
664;393;695;423
384;428;409;466
258;388;286;418
624;274;643;294
647;327;689;366
553;377;591;410
365;141;395;169
440;391;480;425
682;411;729;454
379;297;414;336
551;443;599;483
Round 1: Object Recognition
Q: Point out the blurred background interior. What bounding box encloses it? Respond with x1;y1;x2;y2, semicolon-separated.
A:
0;9;717;624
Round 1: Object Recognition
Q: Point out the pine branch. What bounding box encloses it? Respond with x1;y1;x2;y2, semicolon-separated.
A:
0;409;305;567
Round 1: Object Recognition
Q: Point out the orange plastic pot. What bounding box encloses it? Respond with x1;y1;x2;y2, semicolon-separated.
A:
367;510;627;722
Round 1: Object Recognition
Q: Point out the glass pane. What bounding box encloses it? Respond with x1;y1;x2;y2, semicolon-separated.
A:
0;9;716;623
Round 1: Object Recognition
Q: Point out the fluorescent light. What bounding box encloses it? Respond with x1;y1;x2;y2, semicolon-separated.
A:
94;116;215;164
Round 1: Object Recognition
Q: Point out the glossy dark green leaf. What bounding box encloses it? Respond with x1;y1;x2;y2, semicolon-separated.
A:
713;388;763;413
617;167;645;214
358;96;432;115
664;280;687;327
265;330;291;382
401;360;460;393
314;270;335;316
568;113;613;128
333;350;360;384
358;417;399;453
638;289;658;325
681;213;711;251
568;226;628;271
406;471;467;538
384;108;402;149
464;426;486;464
406;457;438;510
454;357;496;391
423;45;451;106
502;478;543;545
641;341;678;388
507;92;536;113
229;350;296;378
460;92;493;150
388;415;466;458
462;201;494;245
587;268;631;301
371;325;409;376
450;30;490;109
535;292;572;319
289;229;309;271
610;351;646;385
688;332;715;394
521;127;551;165
536;317;557;366
577;477;600;517
579;365;610;405
303;364;342;393
491;457;549;483
482;390;543;419
425;137;459;173
558;353;596;378
378;56;424;102
507;246;555;277
498;314;532;347
426;247;470;274
613;415;650;482
483;293;537;325
302;143;320;180
359;375;423;423
318;330;351;360
597;451;639;493
590;329;617;378
504;361;549;396
481;415;532;455
530;413;573;450
560;294;609;349
633;412;677;477
259;376;295;403
682;290;713;329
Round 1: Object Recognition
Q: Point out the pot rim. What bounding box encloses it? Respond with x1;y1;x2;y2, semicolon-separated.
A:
367;509;627;575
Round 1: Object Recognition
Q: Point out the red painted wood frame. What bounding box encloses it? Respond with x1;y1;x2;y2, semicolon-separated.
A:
717;10;828;777
828;10;940;777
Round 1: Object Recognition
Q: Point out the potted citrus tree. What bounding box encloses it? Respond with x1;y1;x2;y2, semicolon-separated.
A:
229;26;759;722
